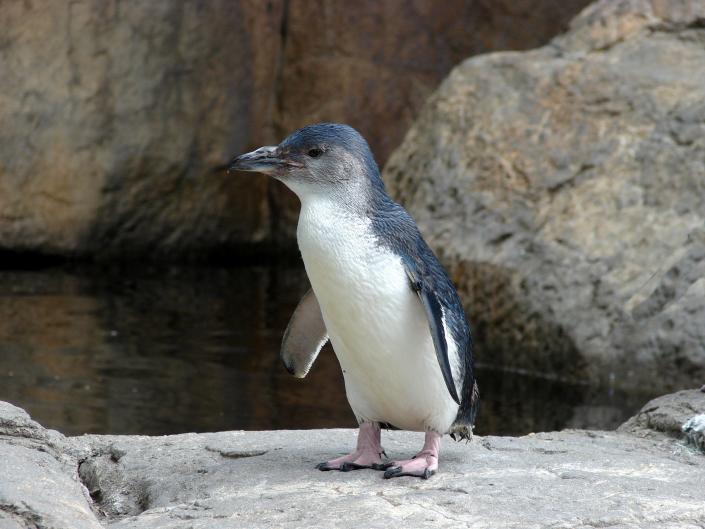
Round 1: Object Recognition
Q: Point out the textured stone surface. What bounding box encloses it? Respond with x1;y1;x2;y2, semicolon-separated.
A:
384;0;705;392
0;0;589;257
81;429;705;529
0;0;282;258
0;402;100;529
2;396;705;529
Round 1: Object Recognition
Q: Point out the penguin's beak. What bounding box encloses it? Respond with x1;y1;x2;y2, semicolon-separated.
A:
227;146;283;174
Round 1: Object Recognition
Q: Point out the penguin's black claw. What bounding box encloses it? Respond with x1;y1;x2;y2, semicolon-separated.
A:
316;462;333;471
371;462;392;471
383;466;402;479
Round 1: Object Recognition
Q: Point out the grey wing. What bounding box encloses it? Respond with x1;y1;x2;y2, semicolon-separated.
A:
402;261;461;405
281;289;328;378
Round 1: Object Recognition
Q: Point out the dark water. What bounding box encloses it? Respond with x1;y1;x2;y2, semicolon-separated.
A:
0;264;657;437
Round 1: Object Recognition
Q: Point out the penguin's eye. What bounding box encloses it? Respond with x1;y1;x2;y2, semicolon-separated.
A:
307;148;323;158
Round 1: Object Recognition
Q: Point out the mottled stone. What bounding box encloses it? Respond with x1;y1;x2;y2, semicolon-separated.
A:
385;0;705;391
0;0;283;258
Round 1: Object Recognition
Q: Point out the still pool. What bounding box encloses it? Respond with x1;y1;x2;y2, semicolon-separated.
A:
0;264;659;437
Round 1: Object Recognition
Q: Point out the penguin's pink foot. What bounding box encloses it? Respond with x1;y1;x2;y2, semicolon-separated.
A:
382;431;441;479
316;449;384;471
316;422;384;471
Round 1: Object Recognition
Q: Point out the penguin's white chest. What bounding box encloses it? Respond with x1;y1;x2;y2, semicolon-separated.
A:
296;198;458;433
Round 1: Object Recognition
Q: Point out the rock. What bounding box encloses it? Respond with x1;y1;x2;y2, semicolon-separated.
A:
0;0;282;258
0;400;56;443
618;389;705;439
76;429;705;529
384;0;705;391
2;397;705;528
0;402;101;529
0;0;590;258
620;388;705;453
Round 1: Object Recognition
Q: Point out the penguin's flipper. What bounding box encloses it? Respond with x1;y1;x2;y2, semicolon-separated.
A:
403;261;461;405
281;289;328;378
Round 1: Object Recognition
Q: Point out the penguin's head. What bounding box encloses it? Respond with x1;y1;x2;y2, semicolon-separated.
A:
228;123;384;201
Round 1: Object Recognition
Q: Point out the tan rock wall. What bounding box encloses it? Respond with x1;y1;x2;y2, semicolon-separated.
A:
0;0;588;257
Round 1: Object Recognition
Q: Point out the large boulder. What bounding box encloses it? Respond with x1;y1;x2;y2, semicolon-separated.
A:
384;0;705;392
0;0;589;258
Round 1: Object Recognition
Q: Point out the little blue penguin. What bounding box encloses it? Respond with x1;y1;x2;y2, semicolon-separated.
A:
229;123;479;479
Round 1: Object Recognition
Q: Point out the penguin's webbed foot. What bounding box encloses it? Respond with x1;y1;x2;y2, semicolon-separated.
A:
316;422;384;472
380;430;441;479
380;452;437;479
316;449;384;472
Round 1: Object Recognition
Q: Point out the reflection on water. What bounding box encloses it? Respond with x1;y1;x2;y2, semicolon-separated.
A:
0;264;659;437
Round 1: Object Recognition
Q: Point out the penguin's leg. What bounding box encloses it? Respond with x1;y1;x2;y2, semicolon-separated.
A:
316;421;384;471
381;431;441;479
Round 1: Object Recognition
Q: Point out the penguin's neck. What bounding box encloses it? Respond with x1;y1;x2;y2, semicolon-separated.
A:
297;195;374;260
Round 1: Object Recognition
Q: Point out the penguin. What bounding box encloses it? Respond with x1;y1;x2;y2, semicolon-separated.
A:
229;123;479;479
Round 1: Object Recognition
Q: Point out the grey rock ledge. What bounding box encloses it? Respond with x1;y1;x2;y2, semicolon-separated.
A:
1;389;705;529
